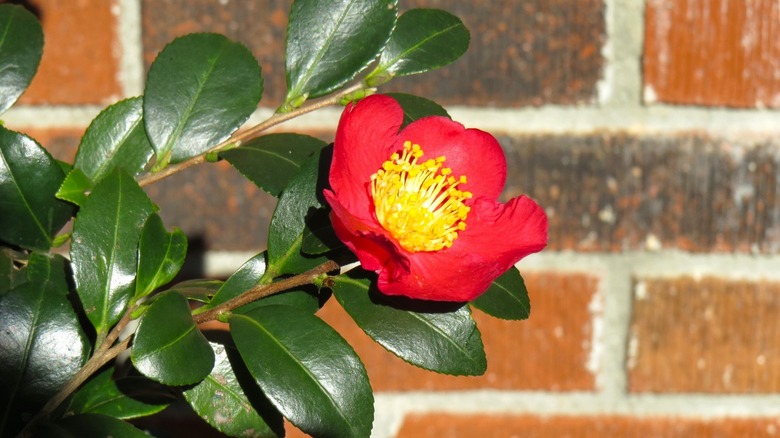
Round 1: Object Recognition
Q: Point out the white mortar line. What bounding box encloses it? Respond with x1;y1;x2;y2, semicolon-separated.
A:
598;0;646;107
372;391;780;437
116;0;145;97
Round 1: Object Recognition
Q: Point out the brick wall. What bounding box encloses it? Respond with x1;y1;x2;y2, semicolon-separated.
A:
5;0;780;436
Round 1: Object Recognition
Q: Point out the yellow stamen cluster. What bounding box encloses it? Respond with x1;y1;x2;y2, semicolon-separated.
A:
370;141;472;252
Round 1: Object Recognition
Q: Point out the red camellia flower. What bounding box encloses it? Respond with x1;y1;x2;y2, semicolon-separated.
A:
323;95;548;301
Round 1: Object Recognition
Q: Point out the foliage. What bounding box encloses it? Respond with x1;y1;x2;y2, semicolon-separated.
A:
0;2;537;437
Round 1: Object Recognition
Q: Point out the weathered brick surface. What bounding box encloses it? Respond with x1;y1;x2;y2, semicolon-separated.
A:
317;272;598;391
629;277;780;393
644;0;780;108
396;414;780;438
141;0;604;108
502;134;780;253
7;0;123;105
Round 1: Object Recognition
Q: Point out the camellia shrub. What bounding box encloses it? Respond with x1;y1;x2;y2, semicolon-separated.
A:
0;1;547;437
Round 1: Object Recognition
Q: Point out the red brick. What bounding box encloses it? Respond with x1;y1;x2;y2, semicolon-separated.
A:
5;0;123;105
396;414;780;438
629;277;780;393
316;272;598;391
644;0;780;108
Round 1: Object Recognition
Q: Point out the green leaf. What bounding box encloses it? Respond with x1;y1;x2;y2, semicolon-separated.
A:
207;252;267;309
51;413;149;438
183;341;284;438
221;133;327;197
131;291;214;386
471;266;531;320
70;168;155;335
135;213;187;299
74;97;154;183
56;168;93;206
0;4;42;115
386;92;450;127
369;9;468;83
284;0;398;107
231;305;373;438
266;148;329;277
300;208;345;255
144;33;263;167
332;270;486;375
0;253;89;436
0;127;74;250
68;368;172;419
166;278;224;303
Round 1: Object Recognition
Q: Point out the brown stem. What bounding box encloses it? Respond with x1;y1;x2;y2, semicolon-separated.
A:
138;82;370;188
193;259;339;324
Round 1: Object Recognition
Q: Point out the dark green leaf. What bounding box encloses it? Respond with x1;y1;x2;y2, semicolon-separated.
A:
284;0;397;106
266;149;329;277
74;97;154;183
68;368;172;419
70;168;155;335
0;253;89;436
0;4;42;115
221;133;327;197
231;305;373;438
166;278;224;303
131;291;214;385
183;341;284;438
56;168;93;206
239;285;322;315
52;413;149;438
0;127;74;250
471;266;531;320
135;213;187;299
332;270;486;375
300;208;344;255
371;9;468;81
144;33;263;167
386;92;450;127
0;248;26;297
206;252;267;309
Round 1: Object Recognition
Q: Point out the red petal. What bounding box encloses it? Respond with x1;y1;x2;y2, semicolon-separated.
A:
395;116;507;200
329;95;404;213
377;195;548;302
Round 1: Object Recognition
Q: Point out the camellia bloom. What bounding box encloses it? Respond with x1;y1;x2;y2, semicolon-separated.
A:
324;95;548;301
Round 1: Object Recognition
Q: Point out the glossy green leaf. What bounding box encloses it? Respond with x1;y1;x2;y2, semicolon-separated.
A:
300;207;344;255
283;0;397;107
0;253;89;436
166;278;224;303
332;270;486;375
56;168;93;206
231;305;373;438
266;149;329;277
471;266;531;320
68;368;173;419
0;127;74;250
386;92;450;127
131;292;214;385
0;4;42;115
74;97;154;183
221;133;327;197
369;9;468;82
70;168;155;335
206;252;267;309
144;33;263;167
183;342;284;438
51;413;149;438
135;213;187;299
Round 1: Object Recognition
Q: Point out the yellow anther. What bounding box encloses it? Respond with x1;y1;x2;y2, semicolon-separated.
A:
370;141;472;252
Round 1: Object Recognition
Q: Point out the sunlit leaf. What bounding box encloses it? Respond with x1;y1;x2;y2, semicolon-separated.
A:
0;4;42;115
386;92;449;127
135;213;187;299
231;305;373;438
471;266;531;320
56;168;92;206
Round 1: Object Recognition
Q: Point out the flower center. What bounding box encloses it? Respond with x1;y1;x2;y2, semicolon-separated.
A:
370;141;472;252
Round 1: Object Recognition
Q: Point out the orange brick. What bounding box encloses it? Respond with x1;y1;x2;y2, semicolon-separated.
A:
9;0;122;105
629;277;780;393
396;414;780;438
317;272;599;391
644;0;780;108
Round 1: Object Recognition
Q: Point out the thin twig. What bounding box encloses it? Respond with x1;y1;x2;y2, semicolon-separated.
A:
138;83;369;187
